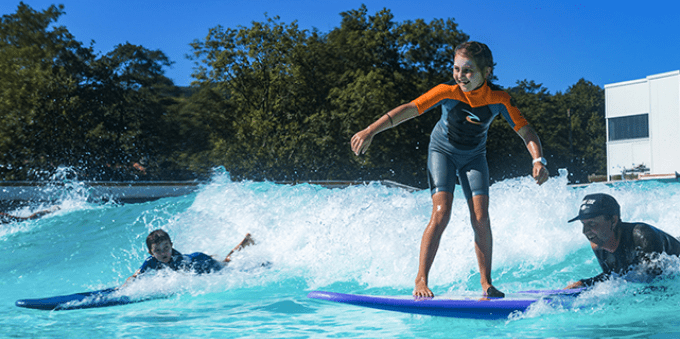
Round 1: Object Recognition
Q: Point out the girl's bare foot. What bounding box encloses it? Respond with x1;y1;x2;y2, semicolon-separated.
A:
413;279;434;298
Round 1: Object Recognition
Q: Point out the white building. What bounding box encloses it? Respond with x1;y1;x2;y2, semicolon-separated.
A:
605;70;680;180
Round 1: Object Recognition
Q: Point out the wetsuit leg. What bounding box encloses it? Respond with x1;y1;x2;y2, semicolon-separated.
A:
427;148;458;196
457;153;490;201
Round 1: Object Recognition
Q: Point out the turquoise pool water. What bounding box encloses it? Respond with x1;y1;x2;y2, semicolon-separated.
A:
3;169;680;338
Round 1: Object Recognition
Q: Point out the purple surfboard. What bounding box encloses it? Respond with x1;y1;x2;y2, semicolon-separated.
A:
307;288;585;319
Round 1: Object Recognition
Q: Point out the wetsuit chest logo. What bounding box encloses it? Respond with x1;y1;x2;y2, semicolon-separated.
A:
462;109;483;125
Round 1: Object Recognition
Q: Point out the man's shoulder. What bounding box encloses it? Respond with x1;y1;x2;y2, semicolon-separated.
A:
627;222;680;253
630;222;655;232
629;222;666;239
626;222;656;241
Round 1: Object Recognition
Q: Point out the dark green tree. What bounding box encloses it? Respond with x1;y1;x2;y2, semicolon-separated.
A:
187;6;469;186
0;3;93;179
486;78;606;183
1;3;607;185
81;42;177;179
0;3;178;180
161;85;230;178
324;6;468;186
486;80;557;181
554;79;606;182
188;15;336;181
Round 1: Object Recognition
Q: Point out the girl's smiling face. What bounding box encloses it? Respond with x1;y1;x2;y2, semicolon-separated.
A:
453;53;490;92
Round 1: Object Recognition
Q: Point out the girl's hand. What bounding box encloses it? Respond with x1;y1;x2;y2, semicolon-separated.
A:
351;129;374;156
533;163;549;185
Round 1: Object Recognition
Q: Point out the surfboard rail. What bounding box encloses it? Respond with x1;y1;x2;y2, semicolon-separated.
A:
307;288;585;319
15;288;155;311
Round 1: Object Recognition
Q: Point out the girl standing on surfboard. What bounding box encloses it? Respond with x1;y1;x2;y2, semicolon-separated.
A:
351;41;549;298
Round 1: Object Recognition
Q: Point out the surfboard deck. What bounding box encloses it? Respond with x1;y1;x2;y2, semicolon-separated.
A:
307;288;585;319
15;288;150;310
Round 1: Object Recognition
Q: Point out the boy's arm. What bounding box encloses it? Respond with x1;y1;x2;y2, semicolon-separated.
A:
119;269;141;289
120;258;152;288
223;233;255;262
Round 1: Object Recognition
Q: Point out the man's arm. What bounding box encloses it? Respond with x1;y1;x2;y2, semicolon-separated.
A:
565;246;612;288
566;271;611;289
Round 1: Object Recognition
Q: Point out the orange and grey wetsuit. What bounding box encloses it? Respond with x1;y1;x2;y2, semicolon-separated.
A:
412;80;529;199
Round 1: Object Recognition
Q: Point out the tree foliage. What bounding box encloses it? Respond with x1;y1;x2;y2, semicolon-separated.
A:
182;6;469;185
1;3;606;185
1;3;178;180
487;79;605;183
0;3;89;177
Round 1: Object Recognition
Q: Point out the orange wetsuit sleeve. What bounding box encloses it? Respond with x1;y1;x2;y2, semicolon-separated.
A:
411;84;461;115
493;91;529;132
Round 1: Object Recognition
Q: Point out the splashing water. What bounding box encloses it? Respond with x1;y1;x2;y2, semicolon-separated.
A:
3;169;680;338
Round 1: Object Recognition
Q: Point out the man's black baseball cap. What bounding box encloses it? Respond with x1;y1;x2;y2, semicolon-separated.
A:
568;193;621;223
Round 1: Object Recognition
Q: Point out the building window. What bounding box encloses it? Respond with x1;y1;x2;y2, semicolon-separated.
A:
608;113;649;141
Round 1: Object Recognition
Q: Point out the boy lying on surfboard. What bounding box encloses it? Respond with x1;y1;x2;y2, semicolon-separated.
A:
122;229;254;287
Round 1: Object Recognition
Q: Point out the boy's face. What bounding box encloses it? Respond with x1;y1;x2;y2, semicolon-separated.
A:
149;240;173;263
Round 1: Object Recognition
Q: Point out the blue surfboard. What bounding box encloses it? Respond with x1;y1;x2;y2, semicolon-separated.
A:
307;288;585;319
15;288;156;311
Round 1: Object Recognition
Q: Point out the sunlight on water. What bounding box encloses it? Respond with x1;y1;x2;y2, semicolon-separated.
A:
2;168;680;338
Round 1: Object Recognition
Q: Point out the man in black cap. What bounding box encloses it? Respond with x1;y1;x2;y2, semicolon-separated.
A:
565;193;680;289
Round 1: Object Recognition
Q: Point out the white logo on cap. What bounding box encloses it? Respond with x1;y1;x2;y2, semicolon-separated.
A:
580;199;596;210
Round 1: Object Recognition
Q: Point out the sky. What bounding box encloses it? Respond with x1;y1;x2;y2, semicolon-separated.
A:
3;0;679;93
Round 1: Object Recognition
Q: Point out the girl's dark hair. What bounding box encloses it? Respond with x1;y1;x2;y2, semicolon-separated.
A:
454;41;496;76
146;229;171;251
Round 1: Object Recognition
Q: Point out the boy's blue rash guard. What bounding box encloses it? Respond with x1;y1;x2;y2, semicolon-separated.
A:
138;249;223;275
